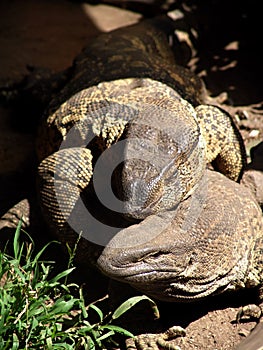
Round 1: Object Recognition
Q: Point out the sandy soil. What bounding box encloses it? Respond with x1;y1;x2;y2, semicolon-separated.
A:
0;1;262;349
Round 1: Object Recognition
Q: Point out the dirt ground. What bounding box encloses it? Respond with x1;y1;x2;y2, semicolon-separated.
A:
0;1;262;349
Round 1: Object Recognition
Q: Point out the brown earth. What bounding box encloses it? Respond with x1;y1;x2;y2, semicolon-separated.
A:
0;1;262;349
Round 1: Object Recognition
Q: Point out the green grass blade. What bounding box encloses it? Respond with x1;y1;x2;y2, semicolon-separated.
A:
13;220;22;260
111;295;159;320
1;224;140;349
96;329;115;342
100;324;134;338
47;298;78;316
11;333;19;350
79;287;88;319
48;268;76;284
31;240;59;267
89;304;104;323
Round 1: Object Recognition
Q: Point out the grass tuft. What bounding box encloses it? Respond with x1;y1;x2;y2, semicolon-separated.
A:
0;222;158;349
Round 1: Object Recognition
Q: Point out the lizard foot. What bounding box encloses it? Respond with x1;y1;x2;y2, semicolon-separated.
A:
236;304;262;323
126;326;186;350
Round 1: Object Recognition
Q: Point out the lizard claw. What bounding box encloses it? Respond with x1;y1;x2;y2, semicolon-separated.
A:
236;304;262;323
126;326;185;350
157;326;186;349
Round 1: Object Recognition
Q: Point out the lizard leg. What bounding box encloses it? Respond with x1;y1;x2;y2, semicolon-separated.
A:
236;304;262;323
126;326;185;350
195;105;246;181
236;286;263;323
37;147;93;250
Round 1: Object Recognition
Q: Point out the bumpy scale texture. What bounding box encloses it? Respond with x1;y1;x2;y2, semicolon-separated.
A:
37;16;247;243
0;14;260;350
36;18;263;350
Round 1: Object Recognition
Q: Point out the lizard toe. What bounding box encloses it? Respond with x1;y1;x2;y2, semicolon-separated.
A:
126;326;185;350
236;304;262;323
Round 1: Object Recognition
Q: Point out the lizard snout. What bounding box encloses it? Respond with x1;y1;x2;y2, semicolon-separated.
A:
121;176;164;220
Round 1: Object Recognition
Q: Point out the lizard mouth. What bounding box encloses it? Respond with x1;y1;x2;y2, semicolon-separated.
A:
96;254;225;302
97;238;179;275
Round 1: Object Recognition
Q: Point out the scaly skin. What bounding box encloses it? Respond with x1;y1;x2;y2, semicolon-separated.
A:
37;16;246;243
97;170;263;302
1;14;260;350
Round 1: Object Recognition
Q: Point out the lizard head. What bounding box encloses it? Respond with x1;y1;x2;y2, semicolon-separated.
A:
111;101;206;221
97;171;262;302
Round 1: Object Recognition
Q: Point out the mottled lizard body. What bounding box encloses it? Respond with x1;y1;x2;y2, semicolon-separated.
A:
1;14;262;350
37;15;246;233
